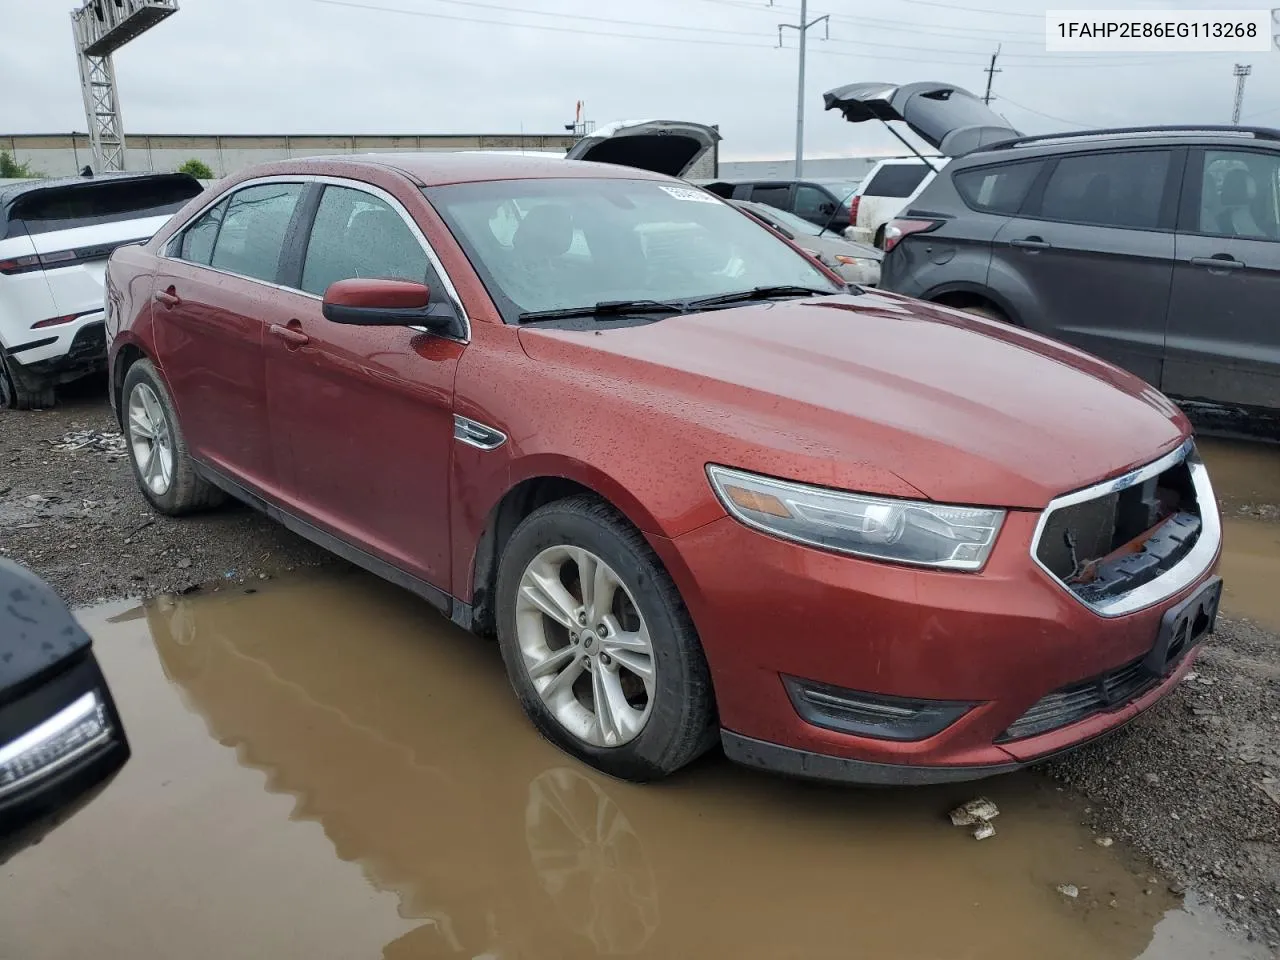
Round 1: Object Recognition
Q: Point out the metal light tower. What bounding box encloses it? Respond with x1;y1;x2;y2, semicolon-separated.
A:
1232;63;1252;125
71;0;180;172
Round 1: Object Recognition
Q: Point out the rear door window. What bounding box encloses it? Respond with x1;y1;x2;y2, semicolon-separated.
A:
300;186;431;296
208;183;304;283
11;176;203;236
1037;150;1171;230
1195;149;1280;240
953;160;1043;214
862;164;931;198
748;185;792;210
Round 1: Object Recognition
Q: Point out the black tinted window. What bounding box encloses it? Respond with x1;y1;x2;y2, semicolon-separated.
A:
863;164;931;198
301;186;430;296
177;199;227;264
794;185;834;220
209;183;304;283
11;175;202;236
953;161;1042;214
1197;149;1280;240
1039;150;1170;229
749;185;791;210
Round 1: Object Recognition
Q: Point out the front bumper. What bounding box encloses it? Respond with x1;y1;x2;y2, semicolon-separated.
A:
653;505;1221;785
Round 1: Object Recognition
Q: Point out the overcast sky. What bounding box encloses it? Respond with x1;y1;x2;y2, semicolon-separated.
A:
1;0;1277;160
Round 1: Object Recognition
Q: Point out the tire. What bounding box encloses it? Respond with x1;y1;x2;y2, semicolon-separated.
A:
495;495;717;782
0;354;56;410
121;359;225;515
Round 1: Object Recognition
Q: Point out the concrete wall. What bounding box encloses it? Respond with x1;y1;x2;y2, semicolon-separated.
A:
0;133;581;179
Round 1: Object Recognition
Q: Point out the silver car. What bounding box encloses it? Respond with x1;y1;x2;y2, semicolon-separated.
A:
730;199;882;286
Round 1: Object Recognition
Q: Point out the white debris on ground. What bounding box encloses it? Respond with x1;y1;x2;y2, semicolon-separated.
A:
949;798;1000;839
47;430;125;454
1057;883;1080;898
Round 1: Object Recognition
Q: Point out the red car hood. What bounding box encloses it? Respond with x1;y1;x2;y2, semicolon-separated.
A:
517;291;1190;509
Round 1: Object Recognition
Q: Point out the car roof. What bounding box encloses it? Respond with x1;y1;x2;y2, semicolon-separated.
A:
225;151;678;186
958;125;1280;165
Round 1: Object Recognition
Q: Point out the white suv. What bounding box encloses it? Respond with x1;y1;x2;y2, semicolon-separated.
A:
0;172;203;408
847;156;946;248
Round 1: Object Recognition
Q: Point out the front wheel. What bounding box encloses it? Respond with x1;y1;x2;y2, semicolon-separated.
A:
121;359;225;515
496;496;717;782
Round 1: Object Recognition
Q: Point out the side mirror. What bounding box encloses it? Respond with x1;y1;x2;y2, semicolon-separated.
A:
322;278;461;335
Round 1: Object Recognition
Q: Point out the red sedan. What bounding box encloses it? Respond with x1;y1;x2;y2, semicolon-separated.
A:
104;154;1223;784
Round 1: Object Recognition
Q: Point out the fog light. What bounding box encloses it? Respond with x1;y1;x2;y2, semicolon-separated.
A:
783;676;972;741
0;692;112;799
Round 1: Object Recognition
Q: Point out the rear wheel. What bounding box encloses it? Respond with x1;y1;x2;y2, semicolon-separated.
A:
496;496;717;782
958;304;1007;323
0;354;56;410
121;359;224;515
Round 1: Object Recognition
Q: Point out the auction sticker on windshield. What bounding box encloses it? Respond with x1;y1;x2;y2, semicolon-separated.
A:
1046;9;1271;51
660;185;721;204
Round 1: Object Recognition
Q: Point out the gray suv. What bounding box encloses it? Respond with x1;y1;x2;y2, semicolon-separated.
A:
879;123;1280;431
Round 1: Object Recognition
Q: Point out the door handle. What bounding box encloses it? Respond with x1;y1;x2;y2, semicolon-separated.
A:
1190;255;1244;271
1010;237;1050;251
269;322;310;347
153;287;181;308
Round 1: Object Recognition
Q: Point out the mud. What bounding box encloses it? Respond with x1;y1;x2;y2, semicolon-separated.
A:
1;576;1269;960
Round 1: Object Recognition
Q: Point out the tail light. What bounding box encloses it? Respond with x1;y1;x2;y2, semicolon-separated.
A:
848;195;861;225
882;218;942;253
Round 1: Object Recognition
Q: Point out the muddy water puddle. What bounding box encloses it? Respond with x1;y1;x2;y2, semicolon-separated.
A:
1198;438;1280;631
1;574;1263;960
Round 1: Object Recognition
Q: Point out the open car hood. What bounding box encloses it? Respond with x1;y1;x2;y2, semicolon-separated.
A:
823;82;1020;157
564;119;721;177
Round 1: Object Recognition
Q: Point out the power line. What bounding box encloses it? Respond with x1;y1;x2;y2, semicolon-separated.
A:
882;0;1042;18
997;96;1093;129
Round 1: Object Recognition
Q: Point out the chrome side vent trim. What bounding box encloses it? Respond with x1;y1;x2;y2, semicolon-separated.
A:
454;415;507;451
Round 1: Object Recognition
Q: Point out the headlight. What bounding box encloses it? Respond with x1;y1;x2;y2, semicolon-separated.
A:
0;692;112;799
834;255;876;269
707;465;1005;571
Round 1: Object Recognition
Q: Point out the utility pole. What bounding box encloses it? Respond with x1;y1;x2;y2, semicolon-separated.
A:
983;45;1002;105
1232;63;1252;125
774;0;830;178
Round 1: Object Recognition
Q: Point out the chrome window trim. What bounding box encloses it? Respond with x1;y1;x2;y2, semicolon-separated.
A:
160;173;471;343
1029;438;1221;618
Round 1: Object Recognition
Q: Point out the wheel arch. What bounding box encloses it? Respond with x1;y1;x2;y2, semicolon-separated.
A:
923;282;1022;325
110;336;153;427
462;458;677;638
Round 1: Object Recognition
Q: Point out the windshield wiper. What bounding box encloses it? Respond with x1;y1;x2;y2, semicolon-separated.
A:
517;299;689;324
685;285;841;309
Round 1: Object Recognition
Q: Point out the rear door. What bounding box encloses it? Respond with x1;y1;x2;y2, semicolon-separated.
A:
988;147;1183;385
152;180;307;493
1163;146;1280;411
263;181;463;591
744;183;795;216
564;120;721;178
823;81;1020;157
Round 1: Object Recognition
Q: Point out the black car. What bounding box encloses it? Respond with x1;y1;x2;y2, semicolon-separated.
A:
821;80;1280;433
0;559;129;865
699;177;862;232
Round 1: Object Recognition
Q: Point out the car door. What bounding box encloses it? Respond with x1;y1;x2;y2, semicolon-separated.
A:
263;181;464;591
746;183;795;217
151;180;306;494
793;183;839;229
988;147;1182;385
1163;146;1280;411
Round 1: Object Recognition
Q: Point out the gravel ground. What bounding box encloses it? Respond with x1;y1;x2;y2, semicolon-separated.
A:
2;385;1278;945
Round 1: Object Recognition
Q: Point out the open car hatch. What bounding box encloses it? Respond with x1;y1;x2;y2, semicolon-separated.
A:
564;120;721;177
823;82;1020;158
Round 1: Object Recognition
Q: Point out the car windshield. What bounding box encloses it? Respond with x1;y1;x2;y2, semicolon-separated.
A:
425;177;842;322
750;203;826;238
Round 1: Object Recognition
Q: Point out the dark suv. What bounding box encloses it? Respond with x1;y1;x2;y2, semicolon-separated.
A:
700;178;862;232
880;125;1280;430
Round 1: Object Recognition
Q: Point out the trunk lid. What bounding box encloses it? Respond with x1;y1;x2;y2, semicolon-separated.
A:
823;81;1021;157
564;120;721;177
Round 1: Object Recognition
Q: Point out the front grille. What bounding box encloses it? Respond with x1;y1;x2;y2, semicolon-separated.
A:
1033;441;1206;612
998;657;1157;741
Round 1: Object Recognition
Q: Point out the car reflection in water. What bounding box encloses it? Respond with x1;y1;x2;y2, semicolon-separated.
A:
145;583;661;959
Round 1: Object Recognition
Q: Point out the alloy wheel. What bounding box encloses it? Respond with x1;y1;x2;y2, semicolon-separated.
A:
127;383;175;496
515;546;656;747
